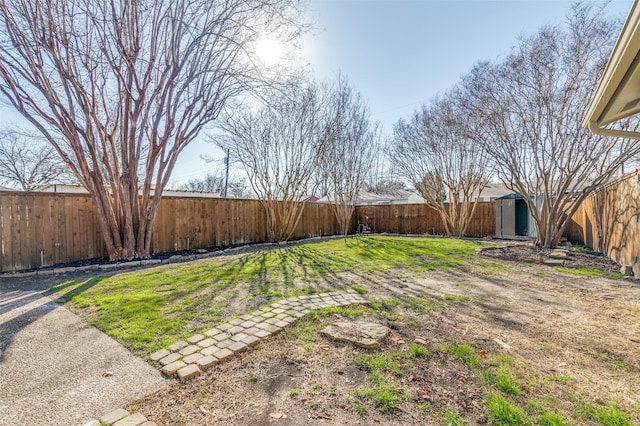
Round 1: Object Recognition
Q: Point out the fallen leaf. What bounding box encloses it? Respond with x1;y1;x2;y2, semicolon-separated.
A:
414;336;427;345
493;338;511;350
390;335;405;344
270;412;287;419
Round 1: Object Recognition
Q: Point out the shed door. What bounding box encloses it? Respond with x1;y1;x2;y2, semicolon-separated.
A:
497;199;515;236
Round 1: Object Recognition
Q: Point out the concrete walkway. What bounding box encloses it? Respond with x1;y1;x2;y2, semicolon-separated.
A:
0;286;165;426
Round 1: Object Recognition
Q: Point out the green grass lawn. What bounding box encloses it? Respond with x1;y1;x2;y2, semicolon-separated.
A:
555;267;629;280
49;236;484;354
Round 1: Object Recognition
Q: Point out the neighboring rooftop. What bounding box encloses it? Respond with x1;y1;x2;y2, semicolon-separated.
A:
31;184;224;198
476;182;513;201
318;189;425;205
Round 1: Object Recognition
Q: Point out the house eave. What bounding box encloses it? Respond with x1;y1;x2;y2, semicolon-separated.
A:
583;0;640;135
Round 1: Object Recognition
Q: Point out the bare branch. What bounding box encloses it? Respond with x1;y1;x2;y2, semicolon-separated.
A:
389;91;491;237
217;82;328;242
0;128;75;190
0;0;303;259
319;74;378;235
462;2;637;248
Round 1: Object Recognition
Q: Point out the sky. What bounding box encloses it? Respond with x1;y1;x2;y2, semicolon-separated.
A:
169;0;634;188
0;1;632;188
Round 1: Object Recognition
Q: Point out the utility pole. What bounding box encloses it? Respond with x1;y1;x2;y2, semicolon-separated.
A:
224;147;230;197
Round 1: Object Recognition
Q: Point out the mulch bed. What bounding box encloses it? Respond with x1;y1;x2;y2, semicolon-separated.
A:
480;243;622;273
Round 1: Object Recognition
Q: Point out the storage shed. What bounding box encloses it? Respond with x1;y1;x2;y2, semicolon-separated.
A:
495;194;537;239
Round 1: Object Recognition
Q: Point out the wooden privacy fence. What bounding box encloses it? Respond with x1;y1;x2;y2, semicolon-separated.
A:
564;170;640;276
0;190;496;272
355;202;496;237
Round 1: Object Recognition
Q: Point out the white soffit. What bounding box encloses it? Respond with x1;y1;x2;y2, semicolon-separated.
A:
583;0;640;127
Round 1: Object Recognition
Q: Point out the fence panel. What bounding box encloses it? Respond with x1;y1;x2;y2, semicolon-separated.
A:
353;202;495;237
564;171;640;276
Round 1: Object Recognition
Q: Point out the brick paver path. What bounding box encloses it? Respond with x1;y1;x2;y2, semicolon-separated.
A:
149;290;368;381
89;289;369;425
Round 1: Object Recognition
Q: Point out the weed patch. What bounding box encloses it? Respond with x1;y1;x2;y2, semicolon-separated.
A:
410;343;429;359
354;384;410;413
436;343;480;368
442;408;467;425
578;401;633;426
482;365;521;395
288;388;299;397
555;267;628;280
485;392;530;425
537;412;569;426
355;352;404;376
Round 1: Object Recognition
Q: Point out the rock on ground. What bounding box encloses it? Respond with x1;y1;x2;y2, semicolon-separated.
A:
319;321;390;349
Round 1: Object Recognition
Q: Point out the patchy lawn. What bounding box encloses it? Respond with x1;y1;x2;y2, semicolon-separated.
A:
49;236;484;354
48;236;640;425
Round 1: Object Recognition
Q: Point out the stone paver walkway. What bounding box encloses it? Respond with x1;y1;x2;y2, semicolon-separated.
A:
83;289;368;426
149;290;368;381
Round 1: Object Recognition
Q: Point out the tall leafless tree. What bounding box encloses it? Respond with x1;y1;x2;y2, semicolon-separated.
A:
463;2;639;248
0;0;303;260
217;83;328;242
389;92;491;237
0;128;74;190
320;75;378;235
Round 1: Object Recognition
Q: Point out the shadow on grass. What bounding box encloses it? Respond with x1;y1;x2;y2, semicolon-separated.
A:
43;236;483;353
48;276;106;304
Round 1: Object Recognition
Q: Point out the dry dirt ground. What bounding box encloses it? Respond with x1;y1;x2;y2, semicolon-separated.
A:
112;245;640;425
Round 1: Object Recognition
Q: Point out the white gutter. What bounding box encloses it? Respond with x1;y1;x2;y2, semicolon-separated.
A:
587;121;640;139
583;0;640;137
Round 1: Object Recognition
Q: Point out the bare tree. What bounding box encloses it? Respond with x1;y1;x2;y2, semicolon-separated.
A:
362;146;405;194
389;92;490;237
178;170;251;198
217;83;328;242
463;2;639;248
0;0;302;260
179;171;226;194
321;76;378;235
362;178;407;194
0;128;74;190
